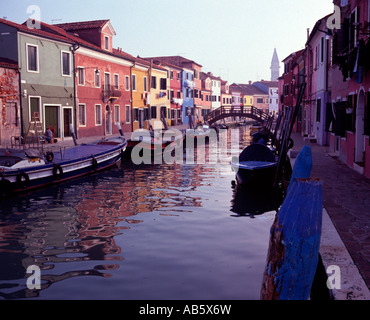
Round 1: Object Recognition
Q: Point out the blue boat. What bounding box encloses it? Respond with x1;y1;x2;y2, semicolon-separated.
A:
231;143;277;187
0;137;127;196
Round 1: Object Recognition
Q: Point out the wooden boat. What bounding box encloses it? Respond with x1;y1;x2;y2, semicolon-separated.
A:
0;136;127;196
231;143;277;187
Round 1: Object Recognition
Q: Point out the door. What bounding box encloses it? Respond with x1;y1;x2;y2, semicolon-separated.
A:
139;109;144;129
105;105;112;135
45;106;60;138
63;108;73;137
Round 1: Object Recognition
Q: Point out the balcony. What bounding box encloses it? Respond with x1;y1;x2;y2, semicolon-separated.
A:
102;85;122;102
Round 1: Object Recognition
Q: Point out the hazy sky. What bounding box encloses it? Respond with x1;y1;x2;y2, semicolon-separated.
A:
1;0;334;84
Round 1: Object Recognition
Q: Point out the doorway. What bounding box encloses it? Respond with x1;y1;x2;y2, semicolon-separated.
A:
63;108;73;137
355;89;365;165
105;105;112;135
44;105;60;138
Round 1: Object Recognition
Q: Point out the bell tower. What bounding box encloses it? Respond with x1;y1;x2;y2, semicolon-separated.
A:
271;48;280;81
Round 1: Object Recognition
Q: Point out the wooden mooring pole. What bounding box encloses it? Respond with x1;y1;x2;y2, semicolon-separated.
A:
260;178;323;300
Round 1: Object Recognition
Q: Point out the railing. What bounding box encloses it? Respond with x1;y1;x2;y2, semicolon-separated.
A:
205;106;271;125
102;85;122;99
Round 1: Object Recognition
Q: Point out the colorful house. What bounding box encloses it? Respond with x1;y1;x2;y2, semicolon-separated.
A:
146;62;170;129
327;0;370;178
0;19;76;141
125;55;151;131
221;80;232;107
253;81;279;117
207;72;221;110
55;20;134;137
0;58;20;146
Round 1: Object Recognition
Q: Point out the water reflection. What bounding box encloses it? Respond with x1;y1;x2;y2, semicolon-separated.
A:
230;183;283;217
0;125;274;300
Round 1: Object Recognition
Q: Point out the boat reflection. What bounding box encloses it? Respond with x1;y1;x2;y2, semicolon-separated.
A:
230;182;283;218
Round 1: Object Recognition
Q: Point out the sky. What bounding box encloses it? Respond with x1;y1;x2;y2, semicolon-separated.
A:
0;0;334;84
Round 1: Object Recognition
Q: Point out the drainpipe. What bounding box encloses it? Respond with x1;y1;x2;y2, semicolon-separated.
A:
17;68;24;139
71;43;80;139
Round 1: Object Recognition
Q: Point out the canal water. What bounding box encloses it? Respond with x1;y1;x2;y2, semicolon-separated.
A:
0;126;281;300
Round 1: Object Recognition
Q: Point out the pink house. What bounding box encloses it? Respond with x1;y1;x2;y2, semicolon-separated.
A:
328;0;370;178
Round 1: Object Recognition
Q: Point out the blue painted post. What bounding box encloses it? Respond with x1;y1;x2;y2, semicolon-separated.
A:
287;146;313;195
261;178;323;300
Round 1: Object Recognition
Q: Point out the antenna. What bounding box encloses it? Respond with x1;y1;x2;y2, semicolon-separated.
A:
51;19;62;24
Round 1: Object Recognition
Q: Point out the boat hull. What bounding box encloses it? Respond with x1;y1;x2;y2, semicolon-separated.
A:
0;141;126;196
231;160;277;187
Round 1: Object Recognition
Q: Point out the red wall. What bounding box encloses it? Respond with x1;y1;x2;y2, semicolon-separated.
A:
75;53;132;138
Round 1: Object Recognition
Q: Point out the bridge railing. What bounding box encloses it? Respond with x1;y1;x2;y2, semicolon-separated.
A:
206;106;271;125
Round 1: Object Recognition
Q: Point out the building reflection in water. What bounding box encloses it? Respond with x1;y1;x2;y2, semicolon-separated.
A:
0;143;215;299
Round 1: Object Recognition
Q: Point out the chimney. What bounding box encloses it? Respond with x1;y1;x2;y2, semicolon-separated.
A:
249;81;252;85
307;28;310;41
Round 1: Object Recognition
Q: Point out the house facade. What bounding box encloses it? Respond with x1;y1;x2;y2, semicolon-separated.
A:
253;81;279;117
148;64;170;129
56;20;134;137
129;56;150;131
327;0;370;177
0;19;76;141
0;58;20;146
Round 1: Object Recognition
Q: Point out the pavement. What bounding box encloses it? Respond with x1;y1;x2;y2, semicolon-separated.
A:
289;132;370;300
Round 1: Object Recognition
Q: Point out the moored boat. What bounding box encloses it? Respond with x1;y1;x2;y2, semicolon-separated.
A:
0;136;127;196
231;143;277;187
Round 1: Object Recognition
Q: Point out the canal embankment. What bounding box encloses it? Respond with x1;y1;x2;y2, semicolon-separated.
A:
289;132;370;300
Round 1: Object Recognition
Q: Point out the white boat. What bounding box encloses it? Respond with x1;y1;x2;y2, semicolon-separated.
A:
0;137;127;196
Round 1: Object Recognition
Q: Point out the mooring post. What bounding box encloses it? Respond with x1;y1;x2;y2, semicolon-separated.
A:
261;178;323;300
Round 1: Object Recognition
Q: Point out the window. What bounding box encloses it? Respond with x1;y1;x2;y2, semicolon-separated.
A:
95;70;101;88
78;68;85;85
170;71;174;80
151;106;157;119
132;74;137;91
257;98;264;104
321;37;325;63
144;108;150;121
316;99;321;122
125;76;130;91
27;44;38;72
114;74;119;90
114;105;120;124
61;51;71;76
177;91;181;99
143;76;148;92
79;104;86;126
151;76;157;89
177;72;181;80
125;105;131;123
104;36;110;50
160;78;167;90
133;108;139;122
95;105;102;126
104;73;110;89
29;97;41;118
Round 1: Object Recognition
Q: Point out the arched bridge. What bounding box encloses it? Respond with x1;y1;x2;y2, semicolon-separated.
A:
205;106;272;126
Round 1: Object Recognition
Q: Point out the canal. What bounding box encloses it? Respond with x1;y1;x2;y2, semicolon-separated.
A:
0;126;281;300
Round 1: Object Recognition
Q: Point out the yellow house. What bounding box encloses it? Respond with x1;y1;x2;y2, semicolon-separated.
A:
148;63;171;129
243;94;253;107
131;58;151;131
